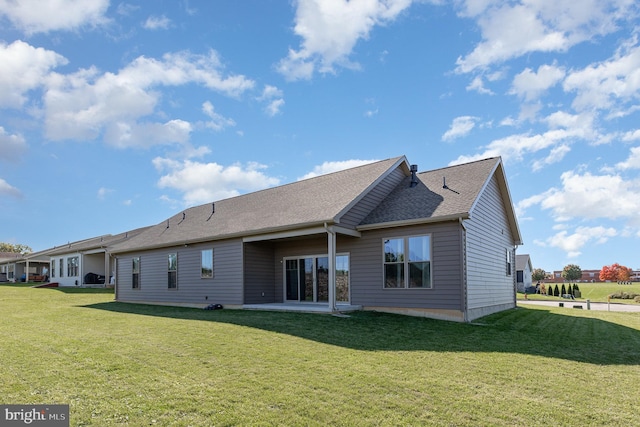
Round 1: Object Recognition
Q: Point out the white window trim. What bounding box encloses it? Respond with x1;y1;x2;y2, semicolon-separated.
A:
201;249;214;279
382;234;433;289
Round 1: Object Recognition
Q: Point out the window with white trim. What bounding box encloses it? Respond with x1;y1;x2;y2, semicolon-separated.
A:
168;253;177;289
67;256;79;277
383;235;432;289
201;249;213;278
132;257;140;289
51;260;55;278
59;258;64;278
506;249;512;276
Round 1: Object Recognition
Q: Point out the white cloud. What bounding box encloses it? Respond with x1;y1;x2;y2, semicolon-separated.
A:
143;15;171;30
536;226;617;258
265;99;285;117
0;127;28;162
201;101;236;131
531;170;640;222
153;158;280;206
0;178;22;198
299;159;378;180
510;63;565;101
97;187;113;200
449;110;602;167
0;0;110;34
277;0;413;80
466;76;493;95
0;40;67;109
442;116;478;141
43;50;254;146
455;0;635;73
257;85;285;116
564;41;640;114
621;129;640;142
615;146;640;170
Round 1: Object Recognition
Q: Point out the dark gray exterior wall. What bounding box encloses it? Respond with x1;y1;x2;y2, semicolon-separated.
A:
345;222;464;310
243;241;275;304
115;239;243;306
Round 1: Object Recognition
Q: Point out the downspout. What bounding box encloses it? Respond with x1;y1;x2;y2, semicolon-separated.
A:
459;217;468;322
324;223;336;313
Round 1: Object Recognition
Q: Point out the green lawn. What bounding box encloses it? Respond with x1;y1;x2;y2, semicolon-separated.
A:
2;283;640;426
518;282;640;304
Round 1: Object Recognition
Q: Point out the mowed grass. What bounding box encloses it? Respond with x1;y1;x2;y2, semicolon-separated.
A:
1;284;640;426
518;282;640;304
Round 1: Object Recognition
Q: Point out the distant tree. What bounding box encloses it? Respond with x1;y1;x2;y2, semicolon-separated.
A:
532;268;547;282
0;243;32;254
561;264;582;282
600;263;633;282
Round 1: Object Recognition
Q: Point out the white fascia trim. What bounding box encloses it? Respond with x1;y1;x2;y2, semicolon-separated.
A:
357;213;469;231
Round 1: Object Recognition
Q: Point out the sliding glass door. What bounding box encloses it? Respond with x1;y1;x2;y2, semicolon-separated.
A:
284;255;349;303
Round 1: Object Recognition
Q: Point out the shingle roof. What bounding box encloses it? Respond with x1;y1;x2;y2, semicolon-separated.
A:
47;227;151;256
360;157;501;226
111;156;407;253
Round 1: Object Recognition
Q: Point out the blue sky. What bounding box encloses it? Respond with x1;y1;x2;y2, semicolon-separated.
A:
1;0;639;273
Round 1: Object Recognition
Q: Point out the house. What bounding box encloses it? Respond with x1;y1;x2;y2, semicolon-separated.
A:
0;250;50;282
110;156;522;322
47;227;149;287
515;254;533;292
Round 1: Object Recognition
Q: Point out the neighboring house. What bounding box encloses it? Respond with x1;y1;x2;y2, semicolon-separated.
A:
515;254;533;292
0;251;50;282
0;252;22;282
111;156;522;322
47;228;149;287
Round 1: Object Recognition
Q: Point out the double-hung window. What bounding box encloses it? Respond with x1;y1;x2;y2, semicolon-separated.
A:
59;259;64;278
168;253;177;289
132;257;140;289
51;260;55;278
201;249;213;278
67;256;79;277
506;249;512;276
383;235;432;289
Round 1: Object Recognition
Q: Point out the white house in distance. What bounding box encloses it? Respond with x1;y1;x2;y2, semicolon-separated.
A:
516;254;533;292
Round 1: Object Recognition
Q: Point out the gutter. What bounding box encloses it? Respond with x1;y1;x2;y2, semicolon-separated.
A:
357;213;470;232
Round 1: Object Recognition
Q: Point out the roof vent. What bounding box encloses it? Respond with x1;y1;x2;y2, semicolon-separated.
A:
410;164;418;188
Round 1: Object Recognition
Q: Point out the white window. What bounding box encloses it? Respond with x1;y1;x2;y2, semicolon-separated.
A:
168;253;177;289
201;249;213;278
132;257;140;289
383;235;432;289
67;256;79;277
506;249;512;276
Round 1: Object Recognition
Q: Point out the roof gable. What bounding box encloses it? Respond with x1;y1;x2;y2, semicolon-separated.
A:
360;157;500;226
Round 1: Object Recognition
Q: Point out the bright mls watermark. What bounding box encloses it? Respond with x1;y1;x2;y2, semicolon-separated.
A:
1;405;69;426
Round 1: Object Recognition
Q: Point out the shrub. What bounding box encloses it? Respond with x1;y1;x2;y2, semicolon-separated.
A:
635;296;640;303
574;284;580;291
608;291;640;300
561;284;567;295
554;285;560;297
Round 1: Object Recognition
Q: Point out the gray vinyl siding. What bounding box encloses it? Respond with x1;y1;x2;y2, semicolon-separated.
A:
340;167;406;227
116;239;243;305
273;235;328;300
243;241;276;304
465;175;516;312
344;223;464;310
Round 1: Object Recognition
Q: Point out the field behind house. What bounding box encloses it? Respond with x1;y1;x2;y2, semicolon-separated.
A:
1;283;640;426
518;282;640;303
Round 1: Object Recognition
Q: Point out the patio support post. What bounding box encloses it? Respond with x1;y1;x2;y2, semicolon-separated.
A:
26;260;30;282
325;224;336;312
104;251;109;288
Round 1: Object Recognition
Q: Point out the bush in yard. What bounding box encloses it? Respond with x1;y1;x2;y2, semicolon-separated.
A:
609;291;640;300
547;285;553;296
561;284;567;295
554;285;560;296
